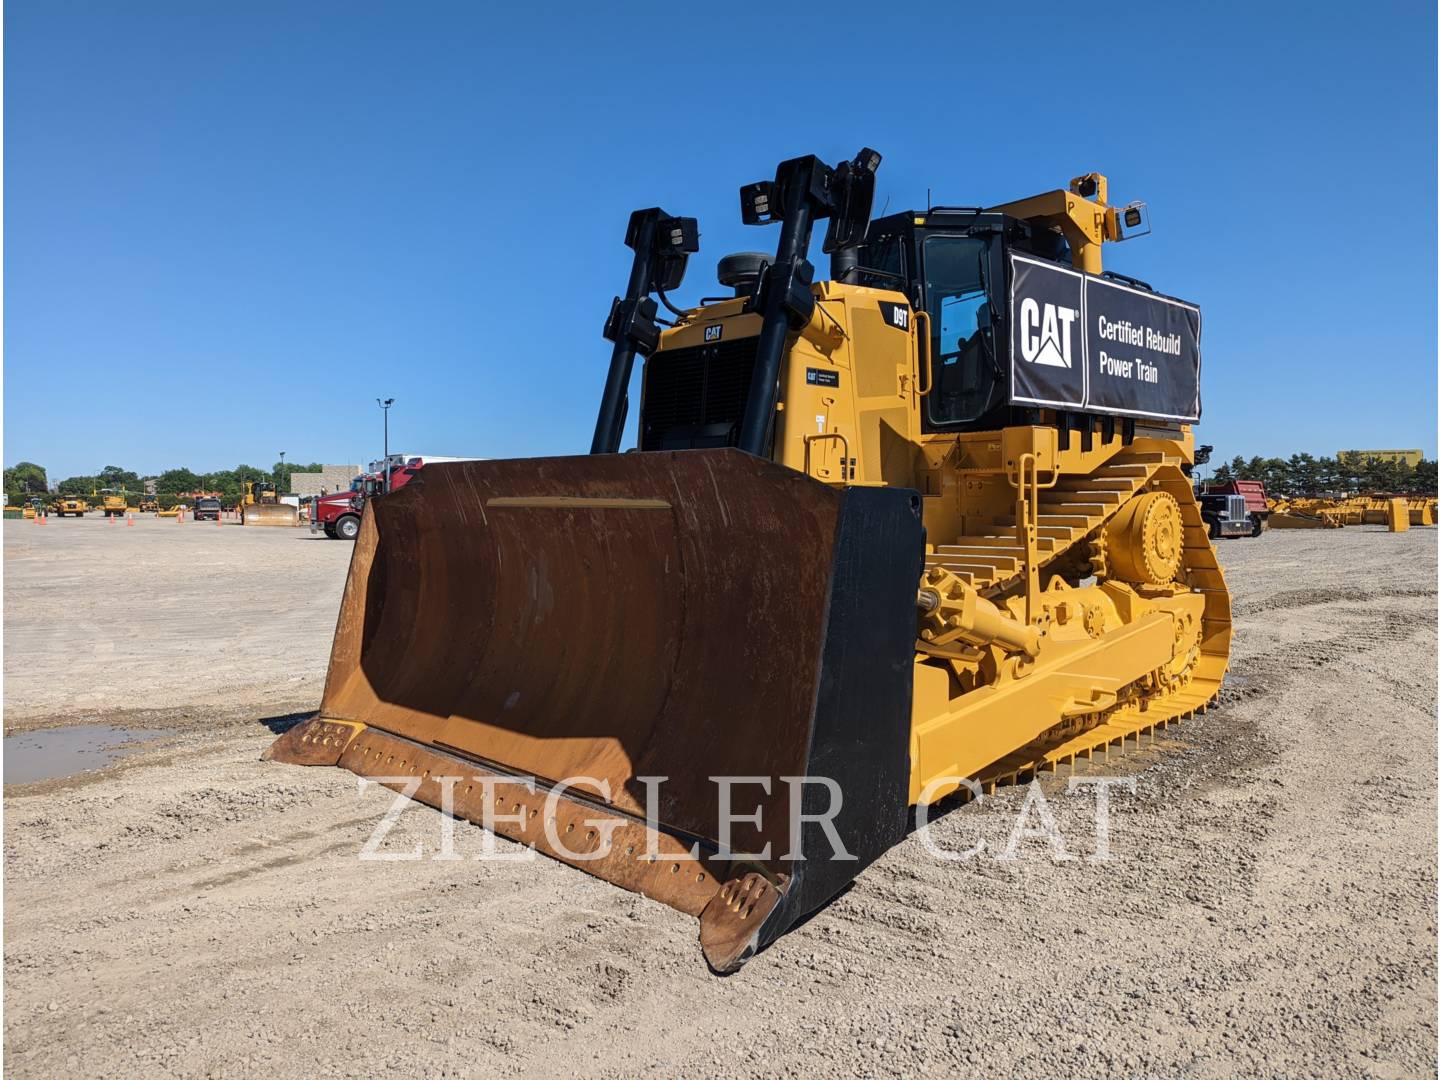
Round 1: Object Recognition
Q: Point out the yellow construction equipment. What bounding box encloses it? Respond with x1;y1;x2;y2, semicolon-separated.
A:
239;480;298;527
93;488;131;518
51;494;89;517
139;495;159;513
1267;494;1434;529
1267;497;1345;529
1387;497;1410;532
157;502;186;518
267;152;1229;971
21;497;44;519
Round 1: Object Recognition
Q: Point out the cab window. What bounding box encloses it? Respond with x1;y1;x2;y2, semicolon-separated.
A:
922;235;996;426
852;231;906;288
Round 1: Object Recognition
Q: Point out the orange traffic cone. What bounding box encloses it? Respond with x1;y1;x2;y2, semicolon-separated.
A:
127;513;135;527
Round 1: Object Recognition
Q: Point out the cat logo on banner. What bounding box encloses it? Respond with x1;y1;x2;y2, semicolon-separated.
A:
1019;299;1078;368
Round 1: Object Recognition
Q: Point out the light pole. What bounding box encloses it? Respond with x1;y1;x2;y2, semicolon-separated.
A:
278;450;286;492
377;398;394;490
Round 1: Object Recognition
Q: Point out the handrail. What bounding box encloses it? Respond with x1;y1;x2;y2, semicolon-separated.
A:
913;309;933;398
804;432;852;483
1007;451;1057;625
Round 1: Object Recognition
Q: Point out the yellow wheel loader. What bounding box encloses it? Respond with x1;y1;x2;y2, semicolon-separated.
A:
267;151;1230;972
240;480;298;527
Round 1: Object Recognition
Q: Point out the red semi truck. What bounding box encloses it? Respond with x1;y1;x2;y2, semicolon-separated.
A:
312;457;475;539
312;464;419;540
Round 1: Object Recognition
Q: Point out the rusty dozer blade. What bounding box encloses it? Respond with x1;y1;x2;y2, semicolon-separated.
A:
241;503;298;526
265;449;924;971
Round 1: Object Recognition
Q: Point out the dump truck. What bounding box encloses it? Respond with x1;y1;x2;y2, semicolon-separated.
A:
267;151;1229;972
1198;491;1252;538
239;480;298;527
51;495;89;517
94;488;130;518
1202;480;1267;534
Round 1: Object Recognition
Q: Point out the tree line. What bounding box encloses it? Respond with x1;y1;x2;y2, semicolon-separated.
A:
10;452;1436;509
1207;454;1438;499
4;461;325;508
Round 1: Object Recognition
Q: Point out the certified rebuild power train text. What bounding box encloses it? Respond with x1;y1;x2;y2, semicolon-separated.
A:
268;151;1227;971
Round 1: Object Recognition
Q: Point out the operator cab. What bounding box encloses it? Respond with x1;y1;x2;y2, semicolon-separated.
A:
620;155;1195;459
852;210;1073;434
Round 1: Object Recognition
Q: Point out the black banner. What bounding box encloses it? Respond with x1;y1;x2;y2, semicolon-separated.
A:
1008;253;1201;423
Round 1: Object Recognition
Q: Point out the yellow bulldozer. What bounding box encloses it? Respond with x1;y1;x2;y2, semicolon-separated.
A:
239;480;298;526
267;151;1230;971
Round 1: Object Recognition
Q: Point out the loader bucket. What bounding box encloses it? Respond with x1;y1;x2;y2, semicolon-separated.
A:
266;450;924;970
242;503;298;527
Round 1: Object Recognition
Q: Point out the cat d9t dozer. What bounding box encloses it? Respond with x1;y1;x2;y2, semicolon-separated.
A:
267;150;1230;972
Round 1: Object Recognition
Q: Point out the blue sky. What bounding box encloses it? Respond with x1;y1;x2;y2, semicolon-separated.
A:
6;1;1436;481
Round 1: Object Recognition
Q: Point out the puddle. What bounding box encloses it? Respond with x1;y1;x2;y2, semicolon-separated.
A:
3;725;176;784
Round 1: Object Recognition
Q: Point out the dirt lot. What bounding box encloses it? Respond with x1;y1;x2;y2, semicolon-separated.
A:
4;516;1436;1077
3;514;348;723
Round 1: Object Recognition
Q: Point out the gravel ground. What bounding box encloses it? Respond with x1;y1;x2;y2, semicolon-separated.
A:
3;519;1436;1077
2;513;347;724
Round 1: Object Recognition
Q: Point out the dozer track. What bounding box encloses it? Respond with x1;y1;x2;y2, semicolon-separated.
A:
928;450;1231;795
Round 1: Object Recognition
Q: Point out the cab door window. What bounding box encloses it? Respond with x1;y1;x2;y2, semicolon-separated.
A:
922;235;996;426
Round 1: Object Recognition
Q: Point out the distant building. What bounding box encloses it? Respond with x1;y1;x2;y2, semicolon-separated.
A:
287;464;361;498
1337;449;1424;467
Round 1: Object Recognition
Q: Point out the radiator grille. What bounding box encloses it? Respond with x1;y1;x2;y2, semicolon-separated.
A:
640;336;759;451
